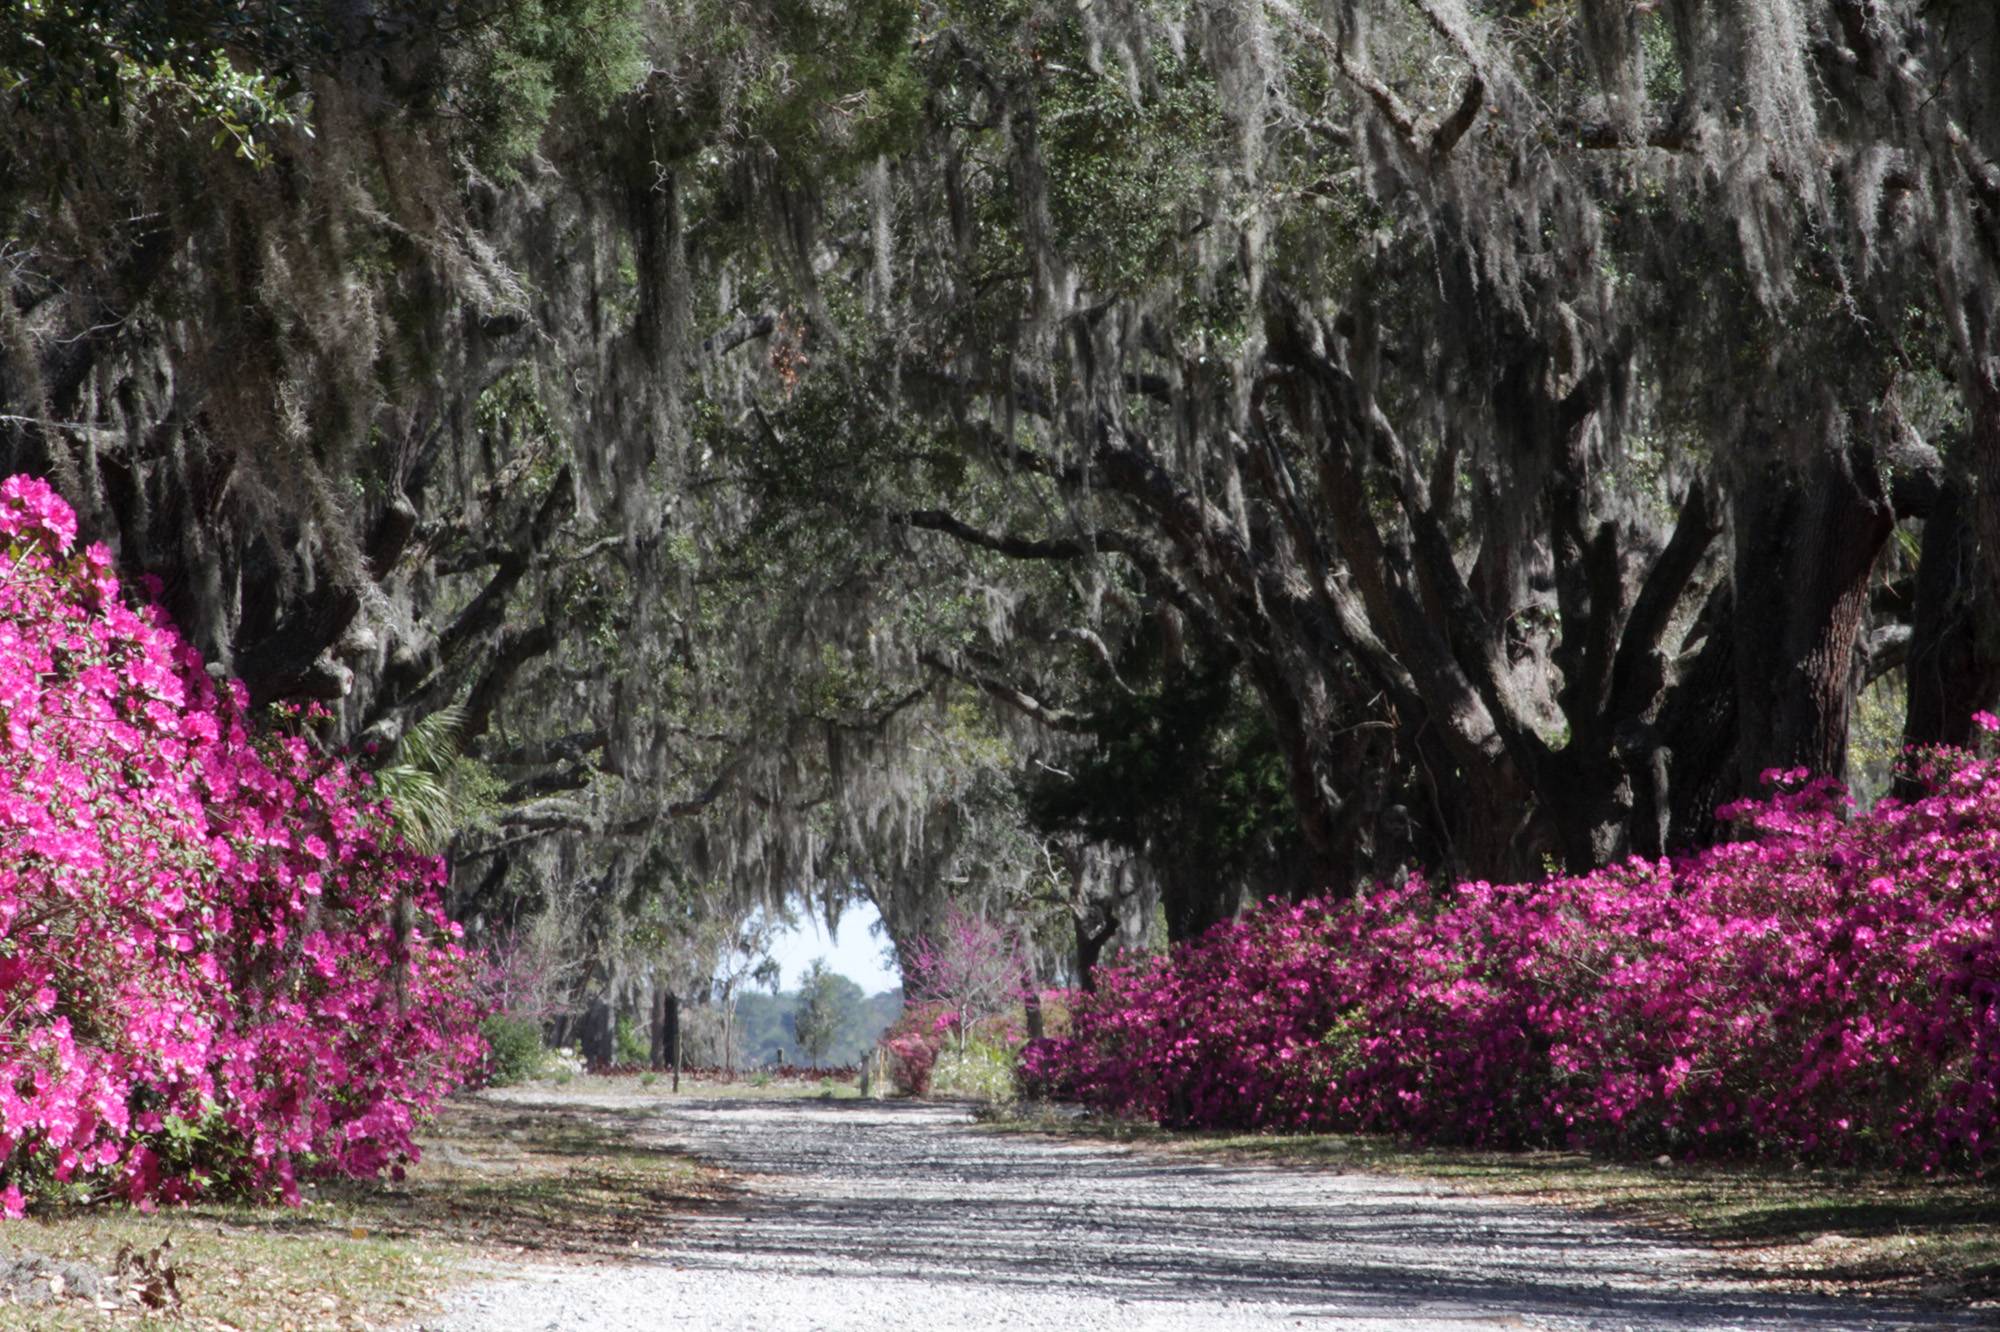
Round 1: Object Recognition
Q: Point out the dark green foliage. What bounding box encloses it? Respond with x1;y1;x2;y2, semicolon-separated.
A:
613;1015;651;1066
1026;658;1303;939
0;0;331;111
479;1014;548;1086
0;0;648;174
730;0;923;172
1037;46;1229;296
0;0;323;171
787;960;859;1067
428;0;647;175
1028;667;1290;871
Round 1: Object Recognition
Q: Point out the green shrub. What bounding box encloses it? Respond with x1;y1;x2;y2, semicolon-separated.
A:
479;1014;548;1086
930;1039;1018;1102
614;1016;650;1067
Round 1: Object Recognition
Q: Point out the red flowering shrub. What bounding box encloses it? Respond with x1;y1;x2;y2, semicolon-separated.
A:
1024;736;2000;1169
0;475;481;1213
880;1004;947;1096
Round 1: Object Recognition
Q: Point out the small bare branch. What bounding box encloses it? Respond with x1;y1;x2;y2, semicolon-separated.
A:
1428;77;1485;160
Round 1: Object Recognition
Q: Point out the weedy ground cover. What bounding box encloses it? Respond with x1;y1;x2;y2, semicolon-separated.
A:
0;1091;730;1329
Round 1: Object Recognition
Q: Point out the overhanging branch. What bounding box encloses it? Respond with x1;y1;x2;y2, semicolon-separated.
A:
918;648;1095;732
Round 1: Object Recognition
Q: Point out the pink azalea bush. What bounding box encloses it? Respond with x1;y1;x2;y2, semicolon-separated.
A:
0;475;481;1213
1023;735;2000;1169
880;1004;947;1096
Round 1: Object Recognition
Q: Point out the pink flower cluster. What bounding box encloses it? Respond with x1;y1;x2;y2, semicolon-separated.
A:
0;476;482;1212
1023;742;2000;1168
880;1010;944;1096
904;907;1030;1048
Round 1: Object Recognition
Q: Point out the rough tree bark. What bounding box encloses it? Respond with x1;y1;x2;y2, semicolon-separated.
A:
580;997;615;1070
1730;439;1896;792
1904;474;2000;756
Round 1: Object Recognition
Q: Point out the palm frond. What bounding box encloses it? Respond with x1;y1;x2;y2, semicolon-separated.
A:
392;702;467;772
373;702;495;853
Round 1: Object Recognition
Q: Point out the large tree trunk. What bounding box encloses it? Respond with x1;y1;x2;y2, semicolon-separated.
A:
1903;474;2000;760
1729;441;1894;792
579;997;615;1070
1157;850;1244;944
1237;650;1351;896
1657;583;1739;850
1073;915;1114;993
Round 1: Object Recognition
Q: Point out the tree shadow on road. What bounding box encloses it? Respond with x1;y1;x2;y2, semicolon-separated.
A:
643;1097;1990;1331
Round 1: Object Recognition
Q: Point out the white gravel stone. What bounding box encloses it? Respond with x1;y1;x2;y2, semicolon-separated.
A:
416;1097;1988;1332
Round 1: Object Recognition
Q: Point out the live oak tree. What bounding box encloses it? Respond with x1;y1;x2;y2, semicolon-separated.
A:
706;0;1998;899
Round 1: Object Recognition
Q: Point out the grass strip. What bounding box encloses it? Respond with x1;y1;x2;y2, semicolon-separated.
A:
0;1091;730;1330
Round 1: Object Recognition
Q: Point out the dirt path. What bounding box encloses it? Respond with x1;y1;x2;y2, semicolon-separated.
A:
416;1095;1986;1331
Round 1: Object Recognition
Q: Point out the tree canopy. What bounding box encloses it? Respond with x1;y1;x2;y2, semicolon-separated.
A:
4;0;1998;1000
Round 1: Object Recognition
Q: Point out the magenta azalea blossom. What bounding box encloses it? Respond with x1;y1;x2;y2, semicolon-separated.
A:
0;476;482;1211
1025;754;2000;1170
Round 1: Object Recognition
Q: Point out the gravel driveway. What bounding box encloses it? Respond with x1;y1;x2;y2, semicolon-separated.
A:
419;1096;1986;1331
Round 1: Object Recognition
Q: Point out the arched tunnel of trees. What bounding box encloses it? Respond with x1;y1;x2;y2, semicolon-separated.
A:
6;0;1999;1042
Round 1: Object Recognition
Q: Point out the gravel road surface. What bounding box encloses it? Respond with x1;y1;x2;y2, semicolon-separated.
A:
420;1096;1987;1331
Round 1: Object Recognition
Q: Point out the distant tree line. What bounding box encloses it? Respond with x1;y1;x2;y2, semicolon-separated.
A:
737;971;903;1069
